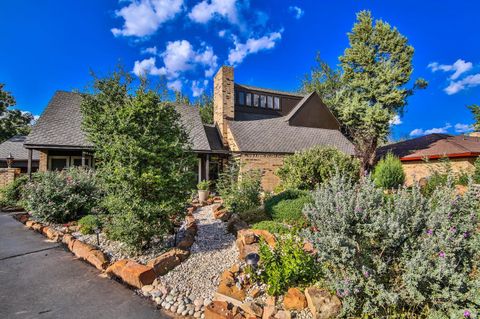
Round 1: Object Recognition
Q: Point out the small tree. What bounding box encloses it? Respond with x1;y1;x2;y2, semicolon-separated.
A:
277;146;360;190
372;153;405;189
468;104;480;131
195;93;214;124
0;83;34;142
81;71;196;251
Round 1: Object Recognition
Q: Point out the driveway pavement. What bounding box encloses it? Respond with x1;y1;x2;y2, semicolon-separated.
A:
0;212;170;319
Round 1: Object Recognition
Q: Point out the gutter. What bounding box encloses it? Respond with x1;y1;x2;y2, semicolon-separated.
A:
400;152;480;162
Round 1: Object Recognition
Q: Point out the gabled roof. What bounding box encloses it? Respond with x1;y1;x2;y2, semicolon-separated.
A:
283;92;316;122
0;136;39;160
25;91;220;153
227;116;354;154
377;133;480;161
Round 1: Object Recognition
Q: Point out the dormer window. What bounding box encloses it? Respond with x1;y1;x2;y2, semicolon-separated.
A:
274;97;280;110
267;96;273;109
238;91;245;105
260;95;266;108
253;94;259;107
246;93;252;106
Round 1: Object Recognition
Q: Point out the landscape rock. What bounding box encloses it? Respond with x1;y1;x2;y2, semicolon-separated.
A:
274;310;291;319
283;288;307;311
237;229;257;245
236;238;259;260
240;302;263;317
106;259;156;289
25;220;36;229
147;248;189;276
251;229;276;248
305;287;341;319
205;301;234;319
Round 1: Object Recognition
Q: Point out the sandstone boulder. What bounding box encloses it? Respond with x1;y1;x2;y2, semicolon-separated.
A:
283;288;307;311
237;229;257;245
240;302;263;317
106;259;156;289
305;287;341;319
236;238;259;260
205;301;234;319
147;248;189;276
251;229;276;248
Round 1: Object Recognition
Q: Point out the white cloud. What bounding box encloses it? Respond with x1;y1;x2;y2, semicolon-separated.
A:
142;46;158;55
454;123;474;133
188;0;238;25
389;114;402;126
167;79;182;91
289;6;304;19
444;73;480;95
227;31;282;65
218;29;227;38
409;123;452;136
427;59;472;80
132;57;166;76
191;80;209;97
111;0;183;37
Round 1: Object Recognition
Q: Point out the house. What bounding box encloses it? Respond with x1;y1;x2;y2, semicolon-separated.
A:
0;136;39;172
377;133;480;185
212;66;354;191
23;66;354;191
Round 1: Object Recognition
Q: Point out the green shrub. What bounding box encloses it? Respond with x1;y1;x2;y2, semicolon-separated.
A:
303;173;480;318
216;160;262;213
78;215;101;235
255;235;319;296
0;175;28;208
373;153;405;189
239;207;270;224
197;180;210;191
473;156;480;184
252;220;291;235
264;189;312;227
277;146;360;190
21;168;102;223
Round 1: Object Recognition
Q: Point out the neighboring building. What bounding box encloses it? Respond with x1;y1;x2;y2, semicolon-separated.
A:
212;66;354;191
23;66;354;191
0;136;39;172
377;133;480;185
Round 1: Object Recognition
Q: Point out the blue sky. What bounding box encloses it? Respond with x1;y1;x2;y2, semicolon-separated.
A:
0;0;479;140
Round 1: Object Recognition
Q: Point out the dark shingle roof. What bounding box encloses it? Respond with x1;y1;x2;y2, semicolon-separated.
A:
0;136;39;160
204;124;227;152
25;91;92;149
377;133;480;160
25;91;214;152
227;117;355;154
234;83;304;98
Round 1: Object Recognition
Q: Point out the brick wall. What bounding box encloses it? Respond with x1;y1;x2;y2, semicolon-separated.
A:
39;150;48;172
213;66;234;147
240;153;285;192
402;157;475;186
0;168;21;188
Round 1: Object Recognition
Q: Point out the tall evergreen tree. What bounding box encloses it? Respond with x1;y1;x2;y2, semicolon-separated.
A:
303;11;427;173
467;104;480;131
0;83;34;143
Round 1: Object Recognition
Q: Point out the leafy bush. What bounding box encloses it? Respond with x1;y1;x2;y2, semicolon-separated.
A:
373;153;405;189
303;174;479;318
264;189;312;227
238;206;270;224
422;157;473;196
216;160;262;213
255;235;319;296
197;180;210;191
251;220;291;235
473;156;480;184
21;168;102;223
0;175;28;208
277;146;360;190
81;72;196;251
78;215;101;235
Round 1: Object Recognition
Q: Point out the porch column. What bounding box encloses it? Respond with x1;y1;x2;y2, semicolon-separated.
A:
81;150;86;167
27;149;32;180
198;157;202;183
205;154;210;181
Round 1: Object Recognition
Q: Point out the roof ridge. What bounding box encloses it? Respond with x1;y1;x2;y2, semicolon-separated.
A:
234;83;304;97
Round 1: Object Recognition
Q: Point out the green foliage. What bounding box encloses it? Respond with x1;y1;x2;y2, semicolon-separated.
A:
421;158;471;196
195;93;214;124
264;189;312;227
0;83;33;143
373;153;405;189
473;157;480;183
302;11;426;172
21;168;102;223
304;173;479;318
238;206;270;224
81;70;196;251
78;215;101;235
216;160;262;213
277;146;360;190
255;236;319;296
0;175;28;208
197;180;210;191
251;220;291;235
467;104;480;131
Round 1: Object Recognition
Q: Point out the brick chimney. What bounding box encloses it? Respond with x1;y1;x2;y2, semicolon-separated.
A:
214;66;235;147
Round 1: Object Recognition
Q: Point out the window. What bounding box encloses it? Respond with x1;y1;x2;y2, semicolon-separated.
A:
49;156;69;171
267;96;273;109
260;95;266;108
253;94;259;107
238;91;245;105
71;157;91;167
274;96;280;110
246;93;252;106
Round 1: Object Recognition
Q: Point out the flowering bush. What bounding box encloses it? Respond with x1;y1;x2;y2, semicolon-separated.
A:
21;168;102;223
303;174;479;318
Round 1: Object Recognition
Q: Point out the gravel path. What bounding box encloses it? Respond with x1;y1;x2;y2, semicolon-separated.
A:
157;204;238;300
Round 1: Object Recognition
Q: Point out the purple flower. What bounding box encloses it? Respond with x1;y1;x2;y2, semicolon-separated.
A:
363;270;369;278
464;310;471;318
464;231;470;238
450;226;457;233
439;251;446;258
426;229;433;235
